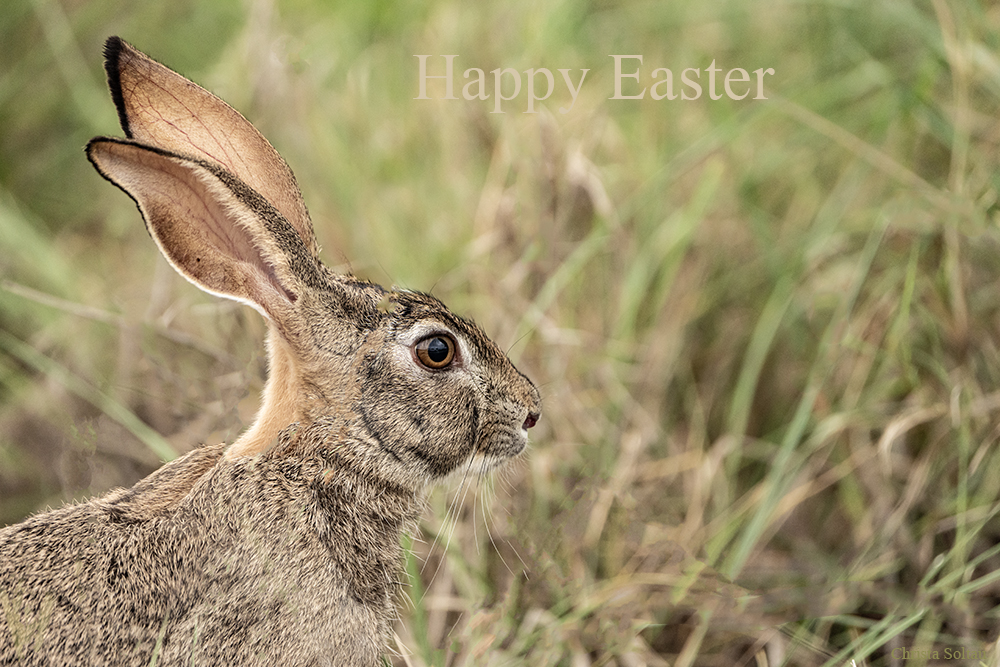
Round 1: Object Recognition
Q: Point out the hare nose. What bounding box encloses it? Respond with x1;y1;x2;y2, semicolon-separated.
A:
523;412;539;430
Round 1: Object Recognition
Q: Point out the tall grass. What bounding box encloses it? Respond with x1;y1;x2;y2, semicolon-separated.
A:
3;0;1000;664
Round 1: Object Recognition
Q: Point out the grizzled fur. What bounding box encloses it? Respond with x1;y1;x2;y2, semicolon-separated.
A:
0;37;540;666
1;438;416;665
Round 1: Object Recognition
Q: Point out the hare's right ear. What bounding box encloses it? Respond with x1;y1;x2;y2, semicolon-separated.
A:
101;36;319;263
86;137;320;328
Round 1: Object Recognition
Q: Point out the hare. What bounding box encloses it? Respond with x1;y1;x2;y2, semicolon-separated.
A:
0;36;540;666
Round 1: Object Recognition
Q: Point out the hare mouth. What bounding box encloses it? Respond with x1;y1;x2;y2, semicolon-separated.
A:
467;450;519;475
471;428;528;470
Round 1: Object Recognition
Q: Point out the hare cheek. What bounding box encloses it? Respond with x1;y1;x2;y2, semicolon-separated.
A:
358;358;478;478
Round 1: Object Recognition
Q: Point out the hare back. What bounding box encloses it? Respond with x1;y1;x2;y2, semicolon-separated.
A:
0;442;417;666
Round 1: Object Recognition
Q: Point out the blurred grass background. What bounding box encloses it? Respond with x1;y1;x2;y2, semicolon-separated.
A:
4;0;1000;665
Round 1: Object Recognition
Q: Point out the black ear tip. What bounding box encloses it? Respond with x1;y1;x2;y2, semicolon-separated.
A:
103;36;125;63
101;36;133;138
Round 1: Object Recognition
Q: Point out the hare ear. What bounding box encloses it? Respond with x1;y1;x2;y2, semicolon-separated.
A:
102;36;318;261
87;137;321;326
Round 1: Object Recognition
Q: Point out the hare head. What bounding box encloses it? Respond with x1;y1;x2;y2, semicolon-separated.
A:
86;37;540;491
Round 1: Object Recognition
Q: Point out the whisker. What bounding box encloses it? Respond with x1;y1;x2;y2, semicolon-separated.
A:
451;458;477;553
505;328;535;356
419;444;482;604
473;468;481;556
420;461;473;576
479;455;521;580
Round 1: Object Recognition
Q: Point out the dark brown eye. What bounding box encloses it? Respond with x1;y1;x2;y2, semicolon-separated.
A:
414;335;456;369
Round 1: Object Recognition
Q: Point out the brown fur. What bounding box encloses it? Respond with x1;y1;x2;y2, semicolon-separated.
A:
0;37;540;666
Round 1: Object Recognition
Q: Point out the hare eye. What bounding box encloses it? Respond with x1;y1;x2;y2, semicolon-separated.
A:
414;335;456;370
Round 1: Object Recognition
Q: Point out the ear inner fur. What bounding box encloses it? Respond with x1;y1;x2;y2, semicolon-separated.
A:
102;36;319;262
86;137;314;326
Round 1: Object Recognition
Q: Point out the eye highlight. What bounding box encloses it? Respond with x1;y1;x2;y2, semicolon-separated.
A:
414;335;457;370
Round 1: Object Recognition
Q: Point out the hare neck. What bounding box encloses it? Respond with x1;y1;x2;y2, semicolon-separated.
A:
226;326;300;459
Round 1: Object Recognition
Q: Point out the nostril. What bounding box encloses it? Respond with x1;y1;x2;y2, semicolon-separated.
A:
522;412;539;430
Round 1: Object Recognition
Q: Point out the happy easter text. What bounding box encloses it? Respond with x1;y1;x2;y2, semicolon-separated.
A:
414;55;775;114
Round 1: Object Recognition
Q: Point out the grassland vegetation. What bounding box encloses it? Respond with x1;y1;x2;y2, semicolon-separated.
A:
2;0;1000;664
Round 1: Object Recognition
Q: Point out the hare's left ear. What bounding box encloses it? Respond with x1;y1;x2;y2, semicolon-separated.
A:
86;138;319;331
101;36;319;262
